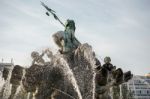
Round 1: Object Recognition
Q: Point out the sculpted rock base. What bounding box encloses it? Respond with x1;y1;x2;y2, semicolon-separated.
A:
0;43;132;99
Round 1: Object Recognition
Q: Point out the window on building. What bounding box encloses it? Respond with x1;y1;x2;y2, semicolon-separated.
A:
139;90;141;94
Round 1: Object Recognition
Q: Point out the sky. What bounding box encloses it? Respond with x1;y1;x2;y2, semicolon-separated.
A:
0;0;150;75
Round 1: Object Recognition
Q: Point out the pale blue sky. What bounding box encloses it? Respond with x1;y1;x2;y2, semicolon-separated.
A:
0;0;150;75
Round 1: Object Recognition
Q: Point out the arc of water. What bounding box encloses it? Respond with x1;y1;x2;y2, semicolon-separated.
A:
1;67;13;99
60;57;83;99
51;87;75;99
83;45;96;99
119;85;122;99
0;71;5;92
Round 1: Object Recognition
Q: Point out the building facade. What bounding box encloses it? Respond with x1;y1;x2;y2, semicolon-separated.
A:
126;74;150;99
0;60;14;80
0;62;14;71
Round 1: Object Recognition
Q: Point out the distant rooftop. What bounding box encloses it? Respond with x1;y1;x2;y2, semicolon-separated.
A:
0;62;13;66
145;72;150;77
0;58;14;66
0;62;14;70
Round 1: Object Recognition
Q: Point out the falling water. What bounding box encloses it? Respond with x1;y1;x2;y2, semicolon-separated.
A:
0;71;5;99
0;44;98;99
51;87;75;99
90;54;96;99
60;57;82;99
119;85;122;99
92;71;96;99
13;68;27;99
13;85;22;99
83;44;96;99
0;71;5;92
1;68;13;99
27;92;32;99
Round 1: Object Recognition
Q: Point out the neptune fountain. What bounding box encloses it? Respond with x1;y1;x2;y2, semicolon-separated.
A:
0;2;133;99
